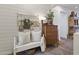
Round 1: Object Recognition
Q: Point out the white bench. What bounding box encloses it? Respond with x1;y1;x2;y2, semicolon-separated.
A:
13;34;46;55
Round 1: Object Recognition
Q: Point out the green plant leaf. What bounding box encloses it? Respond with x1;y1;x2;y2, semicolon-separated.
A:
46;9;54;20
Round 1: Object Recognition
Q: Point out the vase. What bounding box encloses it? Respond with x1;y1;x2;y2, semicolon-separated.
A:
47;19;53;25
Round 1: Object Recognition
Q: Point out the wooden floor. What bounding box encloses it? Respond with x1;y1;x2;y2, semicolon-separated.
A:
35;38;73;55
17;38;73;55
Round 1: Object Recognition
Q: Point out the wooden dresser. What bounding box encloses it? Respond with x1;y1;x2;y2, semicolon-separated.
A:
42;21;59;46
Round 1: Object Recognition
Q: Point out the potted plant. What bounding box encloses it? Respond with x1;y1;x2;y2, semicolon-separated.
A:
46;9;54;25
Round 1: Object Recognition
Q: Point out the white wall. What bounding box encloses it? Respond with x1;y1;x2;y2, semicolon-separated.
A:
52;6;68;39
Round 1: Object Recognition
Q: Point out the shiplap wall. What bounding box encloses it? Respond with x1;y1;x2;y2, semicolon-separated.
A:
0;5;18;54
0;5;39;55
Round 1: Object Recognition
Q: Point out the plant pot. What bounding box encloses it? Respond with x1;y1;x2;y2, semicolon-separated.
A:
47;20;53;25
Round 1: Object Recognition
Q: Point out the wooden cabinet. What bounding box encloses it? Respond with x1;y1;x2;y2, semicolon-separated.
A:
42;21;59;46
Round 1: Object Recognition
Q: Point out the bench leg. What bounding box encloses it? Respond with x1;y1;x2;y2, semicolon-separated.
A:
13;50;16;55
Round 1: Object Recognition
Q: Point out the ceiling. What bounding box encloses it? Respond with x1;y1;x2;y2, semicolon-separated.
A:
20;4;79;15
18;4;52;16
1;4;79;16
51;4;79;10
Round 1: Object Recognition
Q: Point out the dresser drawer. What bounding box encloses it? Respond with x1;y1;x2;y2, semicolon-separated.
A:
46;38;58;45
46;30;57;34
46;32;58;36
46;35;58;39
